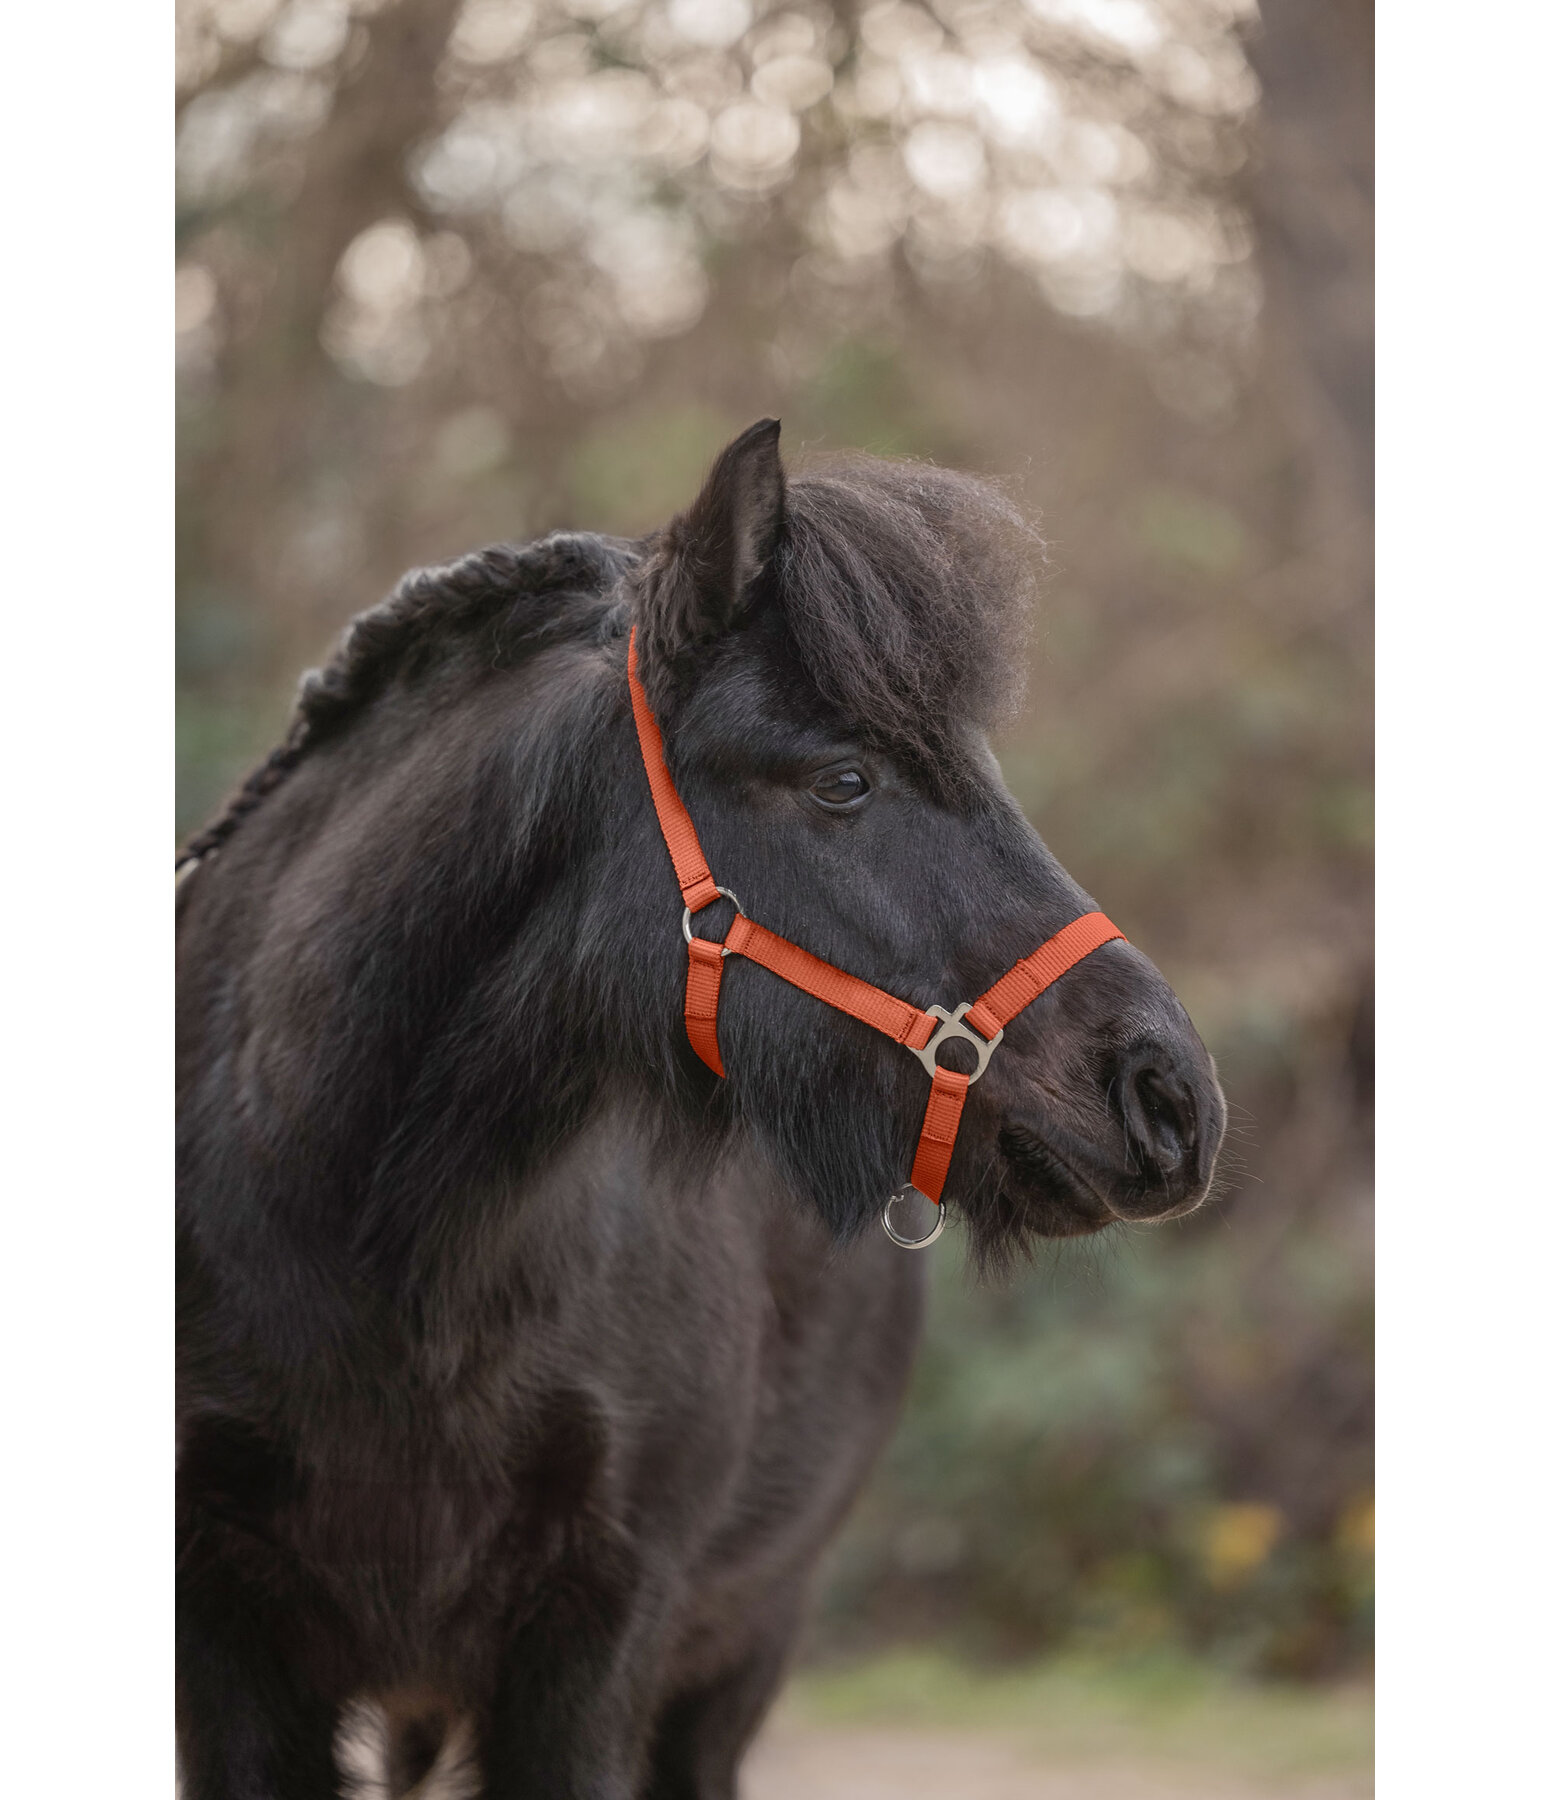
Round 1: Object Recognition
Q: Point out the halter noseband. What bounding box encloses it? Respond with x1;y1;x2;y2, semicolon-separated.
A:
627;628;1124;1247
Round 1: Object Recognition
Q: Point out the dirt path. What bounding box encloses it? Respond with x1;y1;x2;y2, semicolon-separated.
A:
742;1718;1373;1800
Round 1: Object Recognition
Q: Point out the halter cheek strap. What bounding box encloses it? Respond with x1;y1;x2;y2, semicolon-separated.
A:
626;629;1124;1213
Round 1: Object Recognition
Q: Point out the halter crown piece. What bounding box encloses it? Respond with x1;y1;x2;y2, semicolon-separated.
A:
627;629;1125;1248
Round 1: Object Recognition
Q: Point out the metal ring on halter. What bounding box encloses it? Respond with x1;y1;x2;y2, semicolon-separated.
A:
882;1187;947;1250
682;887;744;953
909;1001;1005;1084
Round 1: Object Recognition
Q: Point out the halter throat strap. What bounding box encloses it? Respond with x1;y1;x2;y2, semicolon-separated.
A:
626;628;1124;1209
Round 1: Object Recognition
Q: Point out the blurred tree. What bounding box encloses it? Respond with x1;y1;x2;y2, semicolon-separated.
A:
177;0;1267;821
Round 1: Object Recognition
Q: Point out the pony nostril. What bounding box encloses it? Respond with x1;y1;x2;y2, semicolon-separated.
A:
1120;1056;1196;1177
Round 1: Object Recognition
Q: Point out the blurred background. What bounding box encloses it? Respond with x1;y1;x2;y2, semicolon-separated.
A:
176;0;1371;1787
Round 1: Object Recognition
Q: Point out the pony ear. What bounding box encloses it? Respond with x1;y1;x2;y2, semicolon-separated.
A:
636;418;785;664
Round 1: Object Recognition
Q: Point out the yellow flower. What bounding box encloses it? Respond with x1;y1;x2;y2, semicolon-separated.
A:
1335;1493;1375;1558
1202;1502;1283;1588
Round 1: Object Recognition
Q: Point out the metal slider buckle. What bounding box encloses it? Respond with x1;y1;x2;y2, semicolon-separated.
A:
909;1001;1004;1084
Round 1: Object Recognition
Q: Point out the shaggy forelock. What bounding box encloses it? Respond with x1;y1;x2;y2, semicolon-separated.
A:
776;458;1042;784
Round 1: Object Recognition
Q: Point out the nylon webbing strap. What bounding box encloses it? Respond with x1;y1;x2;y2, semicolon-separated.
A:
627;631;720;912
908;1068;972;1201
964;911;1127;1039
684;939;728;1078
724;916;936;1051
626;626;1125;1219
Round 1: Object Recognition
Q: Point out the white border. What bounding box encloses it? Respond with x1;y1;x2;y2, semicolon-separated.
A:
1;4;171;1792
1378;3;1550;1793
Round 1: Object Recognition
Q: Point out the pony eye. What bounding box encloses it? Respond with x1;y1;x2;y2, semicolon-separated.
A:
809;767;870;809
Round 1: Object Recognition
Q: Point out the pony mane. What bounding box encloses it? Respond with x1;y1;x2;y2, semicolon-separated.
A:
776;458;1043;783
177;532;633;870
177;455;1041;870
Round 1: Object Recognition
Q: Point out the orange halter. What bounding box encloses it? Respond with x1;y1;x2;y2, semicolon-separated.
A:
627;628;1124;1241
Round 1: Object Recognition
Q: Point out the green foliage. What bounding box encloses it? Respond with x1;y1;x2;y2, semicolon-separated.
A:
811;1211;1373;1679
786;1648;1373;1781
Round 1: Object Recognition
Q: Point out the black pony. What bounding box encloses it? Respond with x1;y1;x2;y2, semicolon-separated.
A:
176;420;1224;1798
